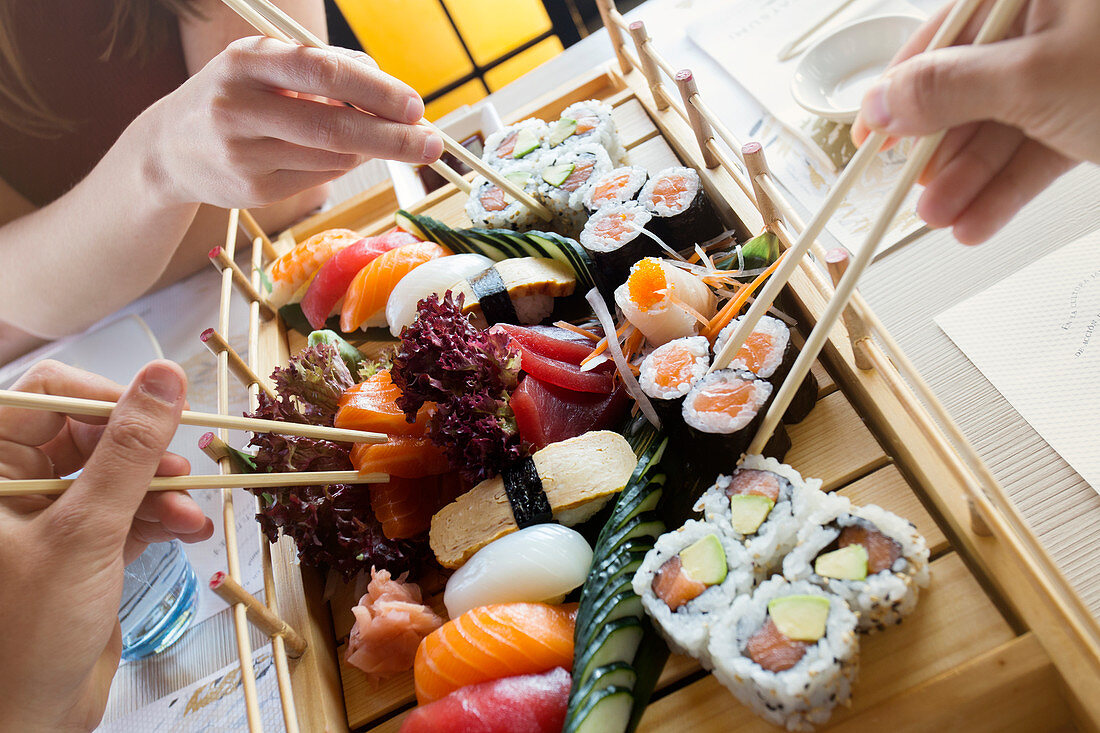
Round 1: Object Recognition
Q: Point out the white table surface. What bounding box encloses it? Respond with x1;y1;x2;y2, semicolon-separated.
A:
93;0;1100;726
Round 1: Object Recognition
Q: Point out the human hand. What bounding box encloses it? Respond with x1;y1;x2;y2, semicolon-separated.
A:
0;360;211;732
143;36;442;209
851;0;1100;244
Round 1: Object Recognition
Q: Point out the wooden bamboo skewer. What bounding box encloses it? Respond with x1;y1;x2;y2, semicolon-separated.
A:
674;70;718;169
208;245;275;318
823;248;873;369
210;571;308;657
201;327;277;401
221;0;544;218
239;209;279;262
0;470;386;497
0;390;388;444
709;0;986;376
628;21;670;111
741;142;783;233
595;0;633;74
215;209;264;733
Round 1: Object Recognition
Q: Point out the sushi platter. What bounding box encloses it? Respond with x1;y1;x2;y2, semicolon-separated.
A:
193;1;1100;731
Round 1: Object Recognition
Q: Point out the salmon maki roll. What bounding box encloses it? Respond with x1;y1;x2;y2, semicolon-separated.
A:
579;202;663;294
639;166;723;247
268;228;362;308
638;335;710;426
340;242;450;332
583;166;648;213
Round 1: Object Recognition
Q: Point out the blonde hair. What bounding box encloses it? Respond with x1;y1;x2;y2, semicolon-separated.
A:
0;0;197;137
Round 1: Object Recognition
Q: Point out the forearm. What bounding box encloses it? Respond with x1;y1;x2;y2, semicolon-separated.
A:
0;109;200;338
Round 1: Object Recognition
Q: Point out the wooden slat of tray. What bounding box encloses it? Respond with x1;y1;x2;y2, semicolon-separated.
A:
639;553;1013;732
786;391;890;492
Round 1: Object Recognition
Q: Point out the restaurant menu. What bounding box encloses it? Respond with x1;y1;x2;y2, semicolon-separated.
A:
937;230;1100;493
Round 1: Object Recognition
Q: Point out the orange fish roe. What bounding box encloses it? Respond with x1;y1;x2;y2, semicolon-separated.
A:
735;332;775;373
694;381;756;414
627;258;669;312
480;186;507;212
652;346;696;389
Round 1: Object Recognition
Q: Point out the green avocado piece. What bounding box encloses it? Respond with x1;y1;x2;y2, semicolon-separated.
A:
504;170;531;186
729;494;775;535
814;544;869;581
512;127;541;158
542;163;576;187
678;534;727;586
768;595;830;642
549;117;578;147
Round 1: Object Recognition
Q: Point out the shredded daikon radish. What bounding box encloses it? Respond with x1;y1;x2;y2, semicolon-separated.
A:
626;220;688;262
586;288;661;428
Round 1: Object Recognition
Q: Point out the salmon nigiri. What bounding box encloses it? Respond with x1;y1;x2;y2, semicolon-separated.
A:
340;242;451;332
370;473;465;540
268;228;362;308
335;370;433;437
414;602;578;703
351;436;451;479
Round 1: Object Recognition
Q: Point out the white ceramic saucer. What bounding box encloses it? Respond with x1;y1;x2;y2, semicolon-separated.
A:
790;14;923;123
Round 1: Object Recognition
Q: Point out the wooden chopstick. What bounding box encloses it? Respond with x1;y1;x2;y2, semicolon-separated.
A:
0;389;387;444
223;0;546;218
775;0;859;61
0;470;388;497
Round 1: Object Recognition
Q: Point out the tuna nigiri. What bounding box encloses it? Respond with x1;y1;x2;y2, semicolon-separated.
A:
301;227;421;330
414;602;577;703
351;436;451;479
371;473;465;540
268;228;362;308
340;242;451;332
335;370;433;437
400;667;571;733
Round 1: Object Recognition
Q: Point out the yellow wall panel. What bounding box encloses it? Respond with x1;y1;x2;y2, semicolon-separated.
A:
334;0;473;95
443;0;553;65
423;79;488;122
483;36;563;92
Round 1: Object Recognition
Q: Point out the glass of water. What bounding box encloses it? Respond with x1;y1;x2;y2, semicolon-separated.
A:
118;540;199;660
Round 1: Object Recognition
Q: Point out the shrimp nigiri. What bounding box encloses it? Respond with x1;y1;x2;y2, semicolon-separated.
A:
340;242;450;332
268;228;362;308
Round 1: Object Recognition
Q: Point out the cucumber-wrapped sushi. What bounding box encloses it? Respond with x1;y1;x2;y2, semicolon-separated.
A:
638;335;710;427
584;166;649;213
483;118;550;168
465;161;543;232
783;494;931;633
639;166;723;247
579;202;663;291
632;519;753;666
707;577;859;732
548;99;626;165
693;455;825;580
536;143;613;235
714;315;819;424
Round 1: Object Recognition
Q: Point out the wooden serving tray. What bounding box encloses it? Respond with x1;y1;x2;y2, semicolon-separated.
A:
257;65;1100;732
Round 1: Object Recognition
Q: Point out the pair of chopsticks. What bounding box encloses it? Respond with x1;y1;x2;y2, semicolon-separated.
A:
776;0;858;61
0;389;387;496
220;0;552;220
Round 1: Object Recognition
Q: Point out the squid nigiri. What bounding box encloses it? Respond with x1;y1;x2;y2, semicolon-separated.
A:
340;242;451;332
385;253;494;337
268;228;362;308
614;257;715;346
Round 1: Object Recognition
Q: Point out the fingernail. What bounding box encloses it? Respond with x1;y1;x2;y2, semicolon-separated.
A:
140;363;183;405
422;133;443;162
863;79;892;129
405;96;425;123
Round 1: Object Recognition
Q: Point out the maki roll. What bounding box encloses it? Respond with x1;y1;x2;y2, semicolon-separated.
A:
583;166;649;213
783;494;931;633
483;118;549;168
707;577;859;731
693;455;824;580
639;166;723;247
579;202;663;291
638;336;710;426
465;162;542;232
614;257;716;347
714;315;819;424
548;99;626;164
536;143;613;235
632;519;754;666
451;257;577;328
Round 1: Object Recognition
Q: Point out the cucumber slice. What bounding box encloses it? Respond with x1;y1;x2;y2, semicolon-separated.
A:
549;117;579;147
590;540;650;580
565;666;635;733
573;617;644;682
601;512;664;552
394;210;429;239
575;575;640;637
512;127;541;158
566;686;633;733
542;163;575;187
576;591;645;649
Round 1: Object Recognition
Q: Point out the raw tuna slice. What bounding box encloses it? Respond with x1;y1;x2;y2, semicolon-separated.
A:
512;375;629;449
401;667;571;733
492;324;595;365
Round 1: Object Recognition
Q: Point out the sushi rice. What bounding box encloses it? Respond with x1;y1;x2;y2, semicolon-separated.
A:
682;369;773;434
707;577;860;732
465;159;543;232
714;315;790;379
639;336;710;401
535;142;613;235
783;493;931;632
551;99;626;165
632;519;754;667
483;118;550;168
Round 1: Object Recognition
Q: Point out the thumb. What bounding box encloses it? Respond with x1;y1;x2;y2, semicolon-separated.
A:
49;361;186;541
856;38;1033;138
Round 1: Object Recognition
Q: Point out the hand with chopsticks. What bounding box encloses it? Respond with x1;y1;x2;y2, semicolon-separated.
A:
852;0;1100;244
0;360;209;731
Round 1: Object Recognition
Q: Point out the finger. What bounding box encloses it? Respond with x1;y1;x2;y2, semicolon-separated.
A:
952;140;1077;244
235;168;352;209
917;121;1024;228
226;37;423;123
0;441;54;479
919;121;980;184
242;137;365;173
857;37;1036;138
38;421;189;478
133;490;208;535
47;361;186;540
122;517;213;565
0;360;124;446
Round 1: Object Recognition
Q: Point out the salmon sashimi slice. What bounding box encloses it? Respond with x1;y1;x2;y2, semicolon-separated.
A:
413;603;577;703
335;371;432;437
651;555;707;611
560;161;595;192
651;344;696;389
725;469;782;502
370;473;465;540
693;380;758;415
480;185;508;212
268;228;362;307
838;524;902;574
626;258;668;311
496;131;518;158
735;332;777;375
340;242;451;332
351;436;452;479
745;617;810;672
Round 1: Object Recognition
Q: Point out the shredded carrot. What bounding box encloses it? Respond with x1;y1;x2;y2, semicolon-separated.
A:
621;327;645;364
668;293;711;327
581;323;629;365
702;252;786;341
553;320;600;341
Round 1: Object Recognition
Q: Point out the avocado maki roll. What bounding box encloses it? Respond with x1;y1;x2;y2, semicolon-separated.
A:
465;160;543;232
483;118;550;168
548;99;626;165
536;142;613;236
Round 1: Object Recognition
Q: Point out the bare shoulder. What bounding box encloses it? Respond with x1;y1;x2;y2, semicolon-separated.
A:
178;0;329;75
0;176;36;228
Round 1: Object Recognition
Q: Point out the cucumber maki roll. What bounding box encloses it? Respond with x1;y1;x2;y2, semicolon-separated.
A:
536;143;613;236
483;118;550;168
465;160;543;232
638;336;710;427
549;99;626;165
632;519;754;667
783;493;931;633
579;202;663;292
707;577;859;732
584;165;649;214
639;166;724;247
